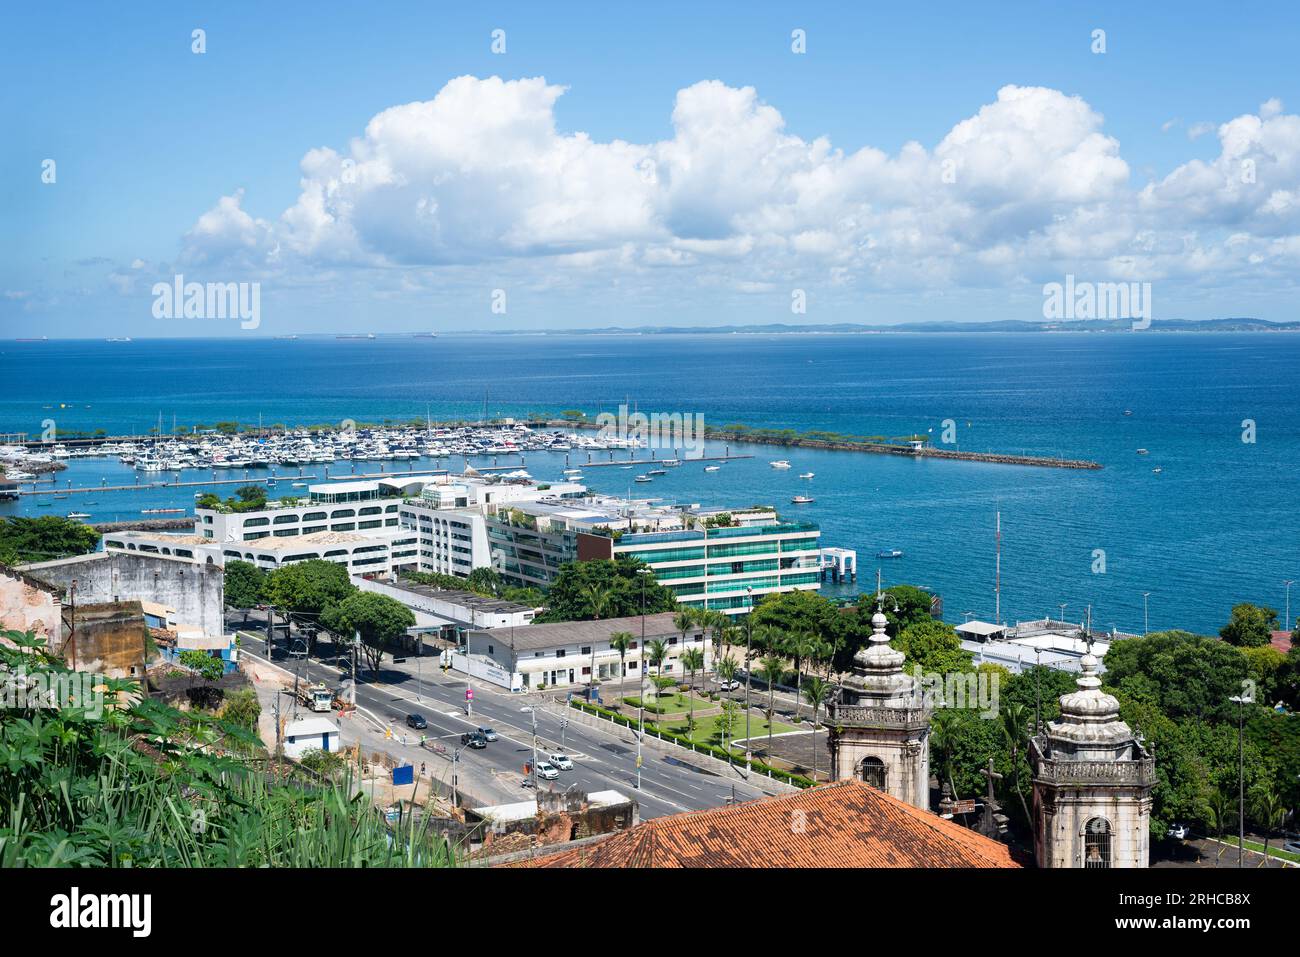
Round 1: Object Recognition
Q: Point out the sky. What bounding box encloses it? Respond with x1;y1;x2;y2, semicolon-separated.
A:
4;1;1300;337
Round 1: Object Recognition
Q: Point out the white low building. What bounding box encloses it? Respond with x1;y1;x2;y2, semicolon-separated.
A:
283;717;341;760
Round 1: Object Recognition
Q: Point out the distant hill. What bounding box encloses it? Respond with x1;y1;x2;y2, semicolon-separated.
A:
464;317;1300;335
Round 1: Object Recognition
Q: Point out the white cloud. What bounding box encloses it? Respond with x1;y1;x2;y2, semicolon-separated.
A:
171;76;1300;306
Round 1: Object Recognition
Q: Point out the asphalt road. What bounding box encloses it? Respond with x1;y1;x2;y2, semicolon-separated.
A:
232;611;769;819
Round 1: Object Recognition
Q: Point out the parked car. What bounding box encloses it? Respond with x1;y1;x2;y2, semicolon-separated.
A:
460;731;488;749
1166;823;1189;840
1284;840;1300;855
405;713;428;730
535;761;560;780
716;679;741;692
477;726;499;742
549;752;574;770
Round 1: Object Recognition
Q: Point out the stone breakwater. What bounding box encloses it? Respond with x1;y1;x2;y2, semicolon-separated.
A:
89;518;191;532
538;420;1103;471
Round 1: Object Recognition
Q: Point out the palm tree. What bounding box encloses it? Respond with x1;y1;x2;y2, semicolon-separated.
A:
716;656;737;688
720;622;742;672
929;709;961;799
681;648;705;732
802;676;831;779
609;631;633;705
758;655;784;757
673;607;696;682
1206;790;1232;866
999;701;1034;829
646;638;668;696
582;584;612;698
789;632;818;723
1252;787;1287;867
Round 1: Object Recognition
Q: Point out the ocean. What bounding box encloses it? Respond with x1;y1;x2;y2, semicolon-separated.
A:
3;332;1298;636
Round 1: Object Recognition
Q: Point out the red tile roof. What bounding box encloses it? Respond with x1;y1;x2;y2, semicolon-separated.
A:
512;779;1022;868
1269;631;1295;655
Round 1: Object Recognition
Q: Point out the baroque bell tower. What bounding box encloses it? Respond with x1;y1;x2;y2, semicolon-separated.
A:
825;596;931;808
1029;647;1154;868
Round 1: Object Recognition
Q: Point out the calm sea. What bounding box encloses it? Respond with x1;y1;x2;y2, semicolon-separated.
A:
3;333;1298;636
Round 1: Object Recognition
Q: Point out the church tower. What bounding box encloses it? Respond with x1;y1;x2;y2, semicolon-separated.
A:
825;599;931;808
1029;648;1154;868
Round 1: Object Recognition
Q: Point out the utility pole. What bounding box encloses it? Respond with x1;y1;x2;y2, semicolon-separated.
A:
530;706;538;792
1229;691;1251;867
1142;593;1150;636
744;585;754;749
350;630;359;708
1285;580;1295;632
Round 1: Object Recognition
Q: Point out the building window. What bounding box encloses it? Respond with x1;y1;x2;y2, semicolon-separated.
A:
860;757;886;791
1083;818;1112;869
580;646;591;655
555;649;566;658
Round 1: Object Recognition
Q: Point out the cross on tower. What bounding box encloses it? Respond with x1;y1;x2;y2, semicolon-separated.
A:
977;758;1008;839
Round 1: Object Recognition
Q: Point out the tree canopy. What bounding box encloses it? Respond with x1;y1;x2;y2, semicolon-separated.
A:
0;515;100;565
1219;602;1279;647
265;559;354;617
321;591;416;673
223;560;266;612
534;558;676;622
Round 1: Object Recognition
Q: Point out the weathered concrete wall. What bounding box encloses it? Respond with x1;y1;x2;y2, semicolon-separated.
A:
21;552;225;637
67;600;151;678
0;567;61;644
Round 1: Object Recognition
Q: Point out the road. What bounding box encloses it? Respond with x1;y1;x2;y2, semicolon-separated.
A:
232;610;770;819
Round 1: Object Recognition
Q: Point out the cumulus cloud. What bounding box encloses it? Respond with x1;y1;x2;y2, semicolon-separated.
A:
172;76;1300;301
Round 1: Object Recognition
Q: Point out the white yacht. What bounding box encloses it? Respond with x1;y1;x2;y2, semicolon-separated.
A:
799;472;815;479
769;460;792;469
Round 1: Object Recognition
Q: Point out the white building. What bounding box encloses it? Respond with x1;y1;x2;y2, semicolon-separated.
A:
283;717;341;760
104;528;413;575
466;611;711;691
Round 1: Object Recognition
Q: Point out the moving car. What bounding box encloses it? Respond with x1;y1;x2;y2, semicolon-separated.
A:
716;679;741;692
548;752;574;770
535;761;560;780
405;713;428;730
477;726;499;742
460;731;488;749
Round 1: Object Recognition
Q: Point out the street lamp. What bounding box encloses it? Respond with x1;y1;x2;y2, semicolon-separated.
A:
1228;691;1254;868
1142;593;1150;636
636;567;653;791
1285;580;1295;632
1058;603;1067;627
744;585;754;763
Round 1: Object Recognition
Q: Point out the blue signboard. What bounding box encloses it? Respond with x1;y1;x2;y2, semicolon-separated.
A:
392;764;414;786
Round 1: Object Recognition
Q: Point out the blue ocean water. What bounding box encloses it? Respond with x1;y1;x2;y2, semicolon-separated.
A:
2;333;1297;636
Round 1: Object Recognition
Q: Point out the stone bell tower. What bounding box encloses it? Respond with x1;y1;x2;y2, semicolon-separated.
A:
1029;647;1154;868
825;598;931;808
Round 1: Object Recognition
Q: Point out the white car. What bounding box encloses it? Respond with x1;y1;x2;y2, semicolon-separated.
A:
549;753;574;770
716;679;741;692
535;761;559;780
1166;823;1189;840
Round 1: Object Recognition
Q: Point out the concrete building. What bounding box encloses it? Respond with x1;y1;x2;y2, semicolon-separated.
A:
466;611;710;691
486;498;823;615
283;717;341;760
104;528;413;576
1029;650;1155;868
825;602;931;809
0;565;62;645
356;577;536;634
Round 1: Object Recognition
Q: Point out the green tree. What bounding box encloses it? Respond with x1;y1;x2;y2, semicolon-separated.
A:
0;516;100;564
1220;602;1279;648
1206;790;1232;865
321;591;416;674
265;559;355;618
999;701;1034;829
716;700;741;754
1251;787;1288;866
223;560;266;626
609;631;633;705
645;639;668;682
178;649;225;709
681;648;704;730
1103;630;1247;723
758;654;785;756
465;567;504;597
673;608;697;669
895;618;974;675
533;558;676;622
802;675;832;778
221;688;261;731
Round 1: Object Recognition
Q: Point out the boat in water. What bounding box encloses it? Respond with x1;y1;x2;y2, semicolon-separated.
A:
877;549;904;559
648;468;666;475
661;459;680;467
67;512;91;519
799;472;815;479
769;460;792;469
1152;467;1163;473
635;475;653;483
704;465;721;472
790;495;814;504
1136;448;1149;455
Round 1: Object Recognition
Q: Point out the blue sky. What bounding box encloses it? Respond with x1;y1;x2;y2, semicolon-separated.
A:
4;1;1300;336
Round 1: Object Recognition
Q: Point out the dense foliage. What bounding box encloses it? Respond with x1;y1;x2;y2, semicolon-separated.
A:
533;558;677;622
0;515;100;565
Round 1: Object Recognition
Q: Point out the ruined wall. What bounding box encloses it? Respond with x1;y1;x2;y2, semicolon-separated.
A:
66;601;151;678
0;567;61;643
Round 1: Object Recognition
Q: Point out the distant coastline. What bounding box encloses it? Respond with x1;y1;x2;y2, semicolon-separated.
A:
6;317;1300;342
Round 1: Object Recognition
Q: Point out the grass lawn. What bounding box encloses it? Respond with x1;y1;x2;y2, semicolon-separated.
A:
621;692;714;715
656;710;799;748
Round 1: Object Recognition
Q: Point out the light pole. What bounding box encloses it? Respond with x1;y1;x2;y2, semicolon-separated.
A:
1229;691;1253;868
1142;593;1150;636
744;585;754;760
1058;603;1067;627
1285;580;1295;632
530;705;539;792
636;567;651;790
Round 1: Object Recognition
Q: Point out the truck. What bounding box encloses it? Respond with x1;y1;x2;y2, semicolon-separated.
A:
297;682;335;713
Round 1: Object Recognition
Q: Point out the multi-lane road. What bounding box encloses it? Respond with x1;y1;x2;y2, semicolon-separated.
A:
233;612;771;819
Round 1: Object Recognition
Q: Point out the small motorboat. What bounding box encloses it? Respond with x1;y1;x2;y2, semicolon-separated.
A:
661;459;680;467
1136;449;1148;455
648;468;666;475
635;475;652;483
799;472;815;479
790;495;814;504
769;460;792;469
704;465;721;472
1123;410;1133;416
877;549;904;559
67;512;91;519
1151;467;1163;474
